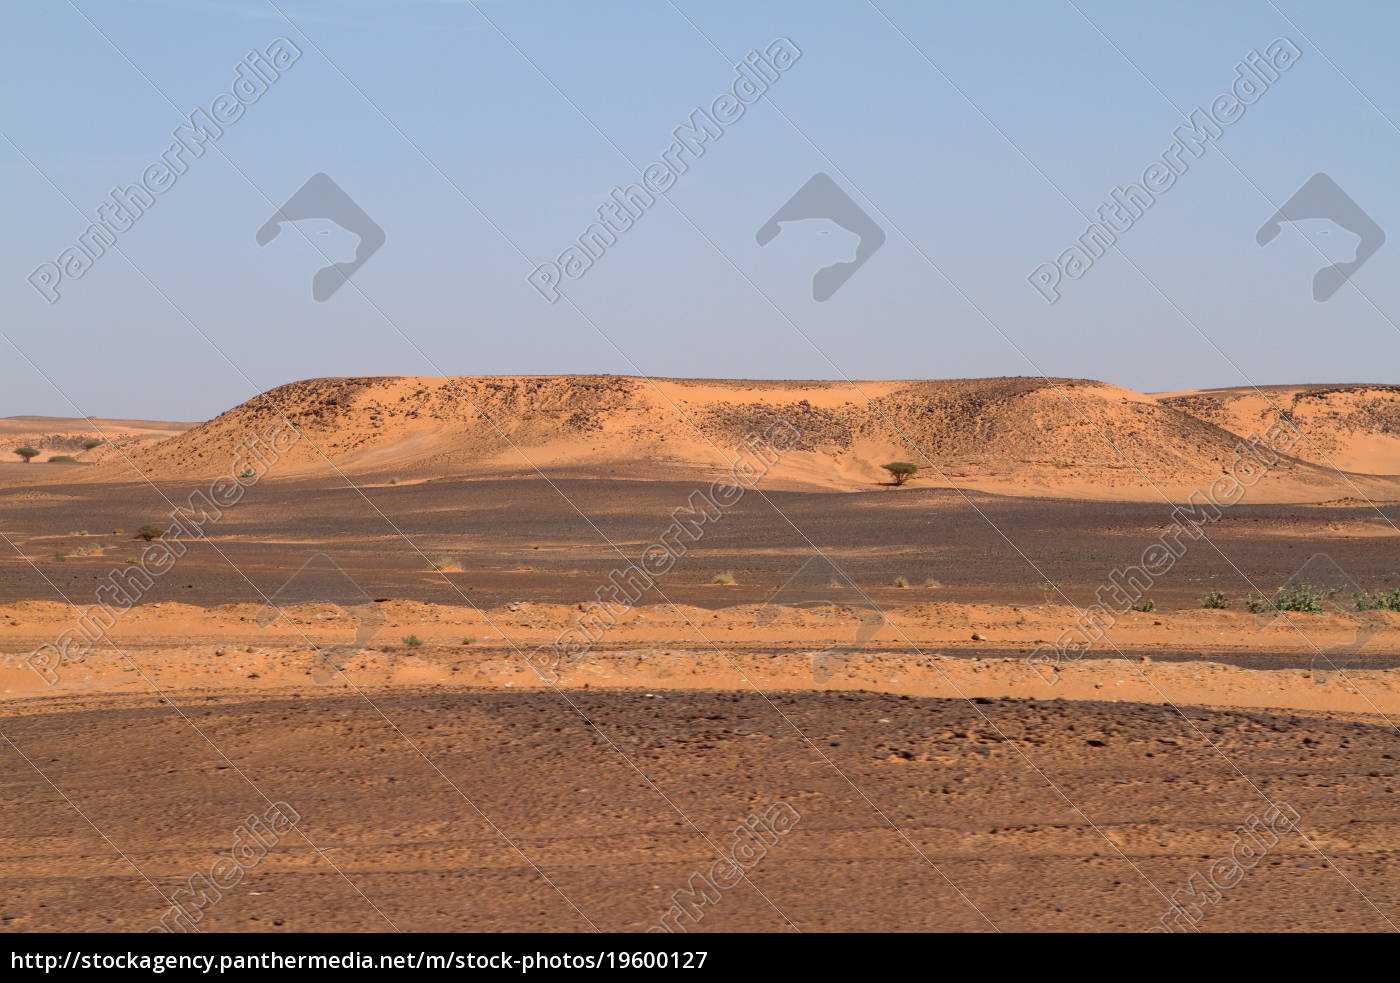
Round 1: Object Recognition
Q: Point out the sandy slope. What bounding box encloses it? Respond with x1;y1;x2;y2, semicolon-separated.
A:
1158;384;1400;476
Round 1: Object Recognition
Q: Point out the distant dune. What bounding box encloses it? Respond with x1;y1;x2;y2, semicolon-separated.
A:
77;375;1400;503
1156;384;1400;477
0;416;192;469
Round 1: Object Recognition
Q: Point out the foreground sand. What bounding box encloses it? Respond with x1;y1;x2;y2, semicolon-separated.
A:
3;685;1396;932
2;600;1398;932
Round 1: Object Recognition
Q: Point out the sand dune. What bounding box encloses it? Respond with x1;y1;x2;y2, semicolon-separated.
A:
0;416;191;471
102;375;1400;503
1158;384;1400;477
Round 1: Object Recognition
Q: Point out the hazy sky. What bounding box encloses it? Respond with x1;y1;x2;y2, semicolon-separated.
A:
4;0;1399;422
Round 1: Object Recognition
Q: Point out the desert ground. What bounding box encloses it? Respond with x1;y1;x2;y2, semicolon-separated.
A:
2;375;1399;933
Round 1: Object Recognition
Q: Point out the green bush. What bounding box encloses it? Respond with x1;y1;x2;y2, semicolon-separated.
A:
13;446;39;464
1201;590;1230;609
47;456;76;463
1132;599;1157;613
881;462;920;486
1245;582;1340;614
402;634;423;648
81;438;104;450
1355;589;1400;612
135;524;164;542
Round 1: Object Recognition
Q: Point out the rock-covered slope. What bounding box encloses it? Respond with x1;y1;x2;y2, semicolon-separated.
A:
111;375;1400;502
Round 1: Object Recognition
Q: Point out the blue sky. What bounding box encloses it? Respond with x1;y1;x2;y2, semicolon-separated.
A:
4;0;1399;421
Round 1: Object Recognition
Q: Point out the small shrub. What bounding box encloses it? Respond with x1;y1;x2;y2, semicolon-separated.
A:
81;438;103;450
427;556;462;572
461;636;477;646
1201;590;1230;609
47;456;76;463
1132;599;1157;613
1355;589;1400;612
710;572;737;585
924;578;942;588
240;466;255;478
1246;582;1340;614
881;461;920;486
893;576;909;588
14;446;39;464
402;634;423;648
387;477;399;486
135;524;164;542
125;558;138;565
53;553;68;562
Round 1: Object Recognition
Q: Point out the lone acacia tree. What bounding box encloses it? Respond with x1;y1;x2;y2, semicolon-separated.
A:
882;461;920;486
14;446;39;465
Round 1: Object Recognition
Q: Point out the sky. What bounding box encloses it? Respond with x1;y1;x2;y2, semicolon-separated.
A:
3;0;1399;422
